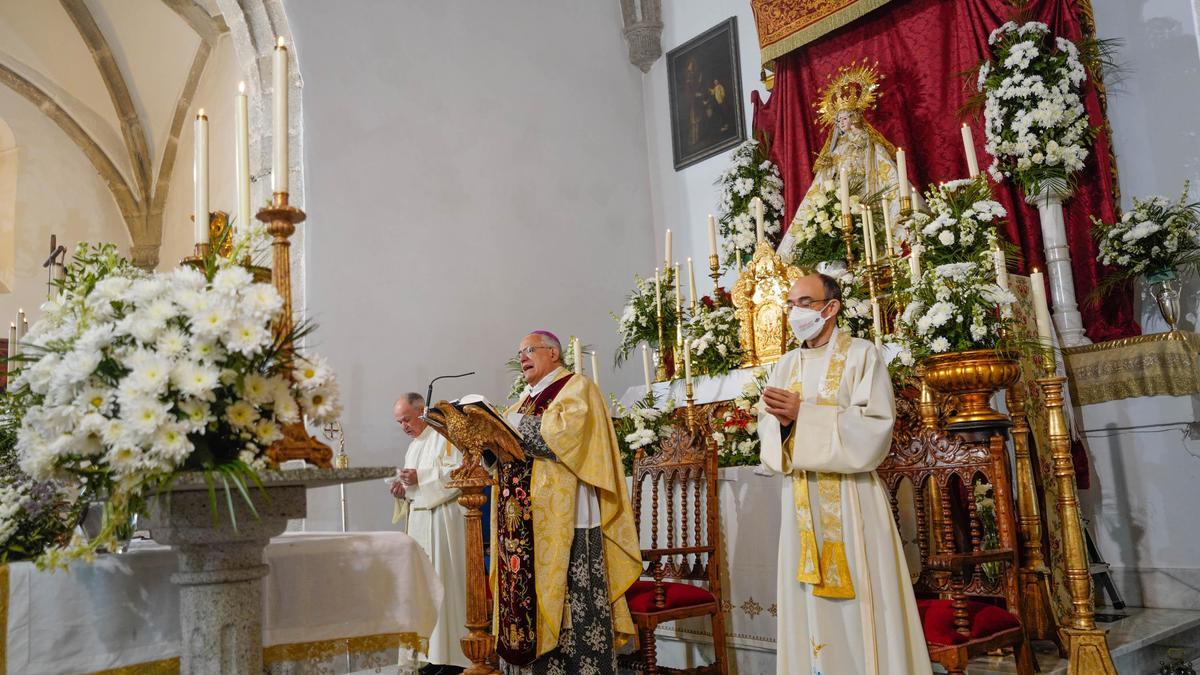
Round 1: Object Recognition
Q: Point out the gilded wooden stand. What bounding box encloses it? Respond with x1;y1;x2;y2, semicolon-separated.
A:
449;456;498;674
1036;359;1116;674
1005;385;1064;653
257;191;332;468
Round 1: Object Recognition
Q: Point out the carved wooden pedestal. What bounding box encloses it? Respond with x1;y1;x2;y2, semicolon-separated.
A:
449;457;498;674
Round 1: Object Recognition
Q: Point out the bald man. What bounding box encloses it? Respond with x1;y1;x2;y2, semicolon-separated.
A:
392;392;469;674
758;273;930;675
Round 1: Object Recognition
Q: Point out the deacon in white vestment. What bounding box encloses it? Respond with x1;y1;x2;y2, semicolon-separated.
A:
758;273;931;675
392;393;470;673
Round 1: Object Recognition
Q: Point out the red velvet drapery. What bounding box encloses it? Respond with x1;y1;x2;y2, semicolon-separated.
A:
753;0;1140;341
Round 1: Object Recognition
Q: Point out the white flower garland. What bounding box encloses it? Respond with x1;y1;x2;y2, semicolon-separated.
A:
716;140;785;267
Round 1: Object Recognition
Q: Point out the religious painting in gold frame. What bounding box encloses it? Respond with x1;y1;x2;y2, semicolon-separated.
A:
667;17;746;170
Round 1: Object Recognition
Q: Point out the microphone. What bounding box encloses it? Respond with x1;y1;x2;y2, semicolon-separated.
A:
424;371;475;413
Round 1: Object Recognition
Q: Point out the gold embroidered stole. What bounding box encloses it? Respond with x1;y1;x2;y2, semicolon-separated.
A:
788;331;856;599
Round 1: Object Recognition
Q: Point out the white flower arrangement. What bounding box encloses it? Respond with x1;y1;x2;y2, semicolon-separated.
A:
612;392;679;472
891;179;1018;369
784;181;860;269
5;243;341;565
684;287;742;377
717;139;785;268
711;368;769;467
900;178;1006;268
979;21;1093;196
612;270;680;370
1093;183;1200;282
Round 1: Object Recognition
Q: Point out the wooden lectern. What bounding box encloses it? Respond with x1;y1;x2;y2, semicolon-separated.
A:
423;401;525;675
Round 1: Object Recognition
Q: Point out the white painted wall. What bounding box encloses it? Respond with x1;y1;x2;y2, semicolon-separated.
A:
288;1;656;531
158;35;241;271
0;86;130;326
642;0;766;291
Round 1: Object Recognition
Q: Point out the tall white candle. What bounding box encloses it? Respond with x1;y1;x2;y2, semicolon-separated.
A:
896;147;908;201
590;351;600;389
664;229;672;266
754;196;765;243
707;214;717;259
235;82;250;234
272;37;289;192
642;344;653;390
194;109;209;245
1030;268;1054;347
992;243;1009;291
839;167;850;215
674;262;682;317
882;198;896;256
683;338;693;387
573;338;583;375
962;123;980;178
909;245;922;283
7;322;15;360
687;257;696;309
863;207;877;264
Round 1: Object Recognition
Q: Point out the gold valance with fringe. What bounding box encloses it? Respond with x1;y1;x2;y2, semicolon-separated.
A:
750;0;893;64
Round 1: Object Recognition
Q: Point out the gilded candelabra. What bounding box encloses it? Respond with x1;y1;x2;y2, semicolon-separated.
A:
708;254;720;292
257;191;333;468
899;194;913;218
841;212;856;267
1036;352;1116;674
684;381;696;430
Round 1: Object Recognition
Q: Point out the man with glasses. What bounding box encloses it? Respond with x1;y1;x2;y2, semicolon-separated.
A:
390;392;469;675
491;330;641;675
758;273;931;675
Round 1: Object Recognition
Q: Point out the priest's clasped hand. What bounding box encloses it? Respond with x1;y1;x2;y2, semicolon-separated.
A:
762;386;801;426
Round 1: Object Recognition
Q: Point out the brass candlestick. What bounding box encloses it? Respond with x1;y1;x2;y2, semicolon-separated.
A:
684;381;696;430
180;241;211;269
257;191;333;468
899;195;913;217
1036;355;1116;675
709;254;720;292
841;212;856;267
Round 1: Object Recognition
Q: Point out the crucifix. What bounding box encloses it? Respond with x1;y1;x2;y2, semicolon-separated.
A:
41;234;67;300
322;420;350;531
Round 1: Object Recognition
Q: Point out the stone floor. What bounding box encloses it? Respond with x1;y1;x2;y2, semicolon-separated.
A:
964;607;1200;675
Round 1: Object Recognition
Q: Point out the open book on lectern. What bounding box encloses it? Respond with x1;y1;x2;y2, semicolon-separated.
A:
452;394;521;437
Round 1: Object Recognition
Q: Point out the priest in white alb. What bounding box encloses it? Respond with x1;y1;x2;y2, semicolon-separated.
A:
391;392;470;674
758;273;931;675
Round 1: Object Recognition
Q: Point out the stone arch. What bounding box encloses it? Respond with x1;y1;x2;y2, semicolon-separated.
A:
0;117;17;294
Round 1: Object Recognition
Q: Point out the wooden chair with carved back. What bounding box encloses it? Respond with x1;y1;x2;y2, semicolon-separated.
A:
877;392;1036;675
620;423;728;675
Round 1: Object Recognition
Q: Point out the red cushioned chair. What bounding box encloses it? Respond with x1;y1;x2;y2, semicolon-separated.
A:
877;395;1036;675
621;424;728;675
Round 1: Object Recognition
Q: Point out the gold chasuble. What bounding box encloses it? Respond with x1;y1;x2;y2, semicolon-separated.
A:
758;329;931;675
496;369;641;665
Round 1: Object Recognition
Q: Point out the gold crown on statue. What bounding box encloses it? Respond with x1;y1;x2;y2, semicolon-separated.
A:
816;60;883;127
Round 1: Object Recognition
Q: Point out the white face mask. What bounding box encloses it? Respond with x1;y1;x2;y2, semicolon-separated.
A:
789;303;830;343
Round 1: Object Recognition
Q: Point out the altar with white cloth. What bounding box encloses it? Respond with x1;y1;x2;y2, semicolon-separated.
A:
3;532;443;674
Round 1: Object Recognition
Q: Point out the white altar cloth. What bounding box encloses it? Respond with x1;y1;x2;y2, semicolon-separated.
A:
4;531;443;674
617;367;761;410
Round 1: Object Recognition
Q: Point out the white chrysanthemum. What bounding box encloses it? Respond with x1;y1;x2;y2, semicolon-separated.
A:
225;319;271;357
150;423;193;464
294;355;332;390
171;361;220;399
155;328;189;358
240;374;273;405
123;349;172;394
930;336;951;353
212;266;253;295
124;398;171;437
225;400;260;428
240;284;283;322
176;398;212;432
300;383;341;423
253;419;283;445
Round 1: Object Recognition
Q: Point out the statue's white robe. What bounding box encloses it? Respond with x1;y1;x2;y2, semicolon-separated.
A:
758;331;931;675
402;426;470;668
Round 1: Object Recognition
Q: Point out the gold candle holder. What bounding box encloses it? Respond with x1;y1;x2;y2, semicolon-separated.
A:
841;212;856;267
1036;361;1117;674
684;381;696;430
899;195;913;217
180;241;210;269
256;191;333;468
709;254;720;292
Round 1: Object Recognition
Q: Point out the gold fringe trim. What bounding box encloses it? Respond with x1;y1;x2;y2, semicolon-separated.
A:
760;0;894;65
263;632;427;664
79;633;426;674
91;659;179;675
